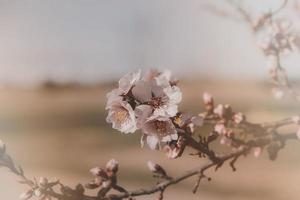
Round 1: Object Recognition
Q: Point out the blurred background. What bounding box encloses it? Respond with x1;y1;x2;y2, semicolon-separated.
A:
0;0;300;199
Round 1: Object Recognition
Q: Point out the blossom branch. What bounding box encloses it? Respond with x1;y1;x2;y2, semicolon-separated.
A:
1;69;300;200
1;130;298;200
208;0;300;101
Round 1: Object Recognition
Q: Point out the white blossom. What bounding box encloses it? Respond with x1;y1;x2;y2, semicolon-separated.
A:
155;69;172;86
142;116;177;143
139;115;178;150
106;100;137;134
146;135;160;150
105;89;123;110
118;69;141;95
132;81;181;118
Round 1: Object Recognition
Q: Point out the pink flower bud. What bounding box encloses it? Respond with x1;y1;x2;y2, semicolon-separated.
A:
164;145;181;159
233;112;245;124
106;159;119;173
203;92;213;105
147;161;167;177
147;161;157;172
254;147;262;158
90;167;107;178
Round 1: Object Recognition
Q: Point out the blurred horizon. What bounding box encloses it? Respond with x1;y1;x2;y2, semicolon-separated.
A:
0;0;299;86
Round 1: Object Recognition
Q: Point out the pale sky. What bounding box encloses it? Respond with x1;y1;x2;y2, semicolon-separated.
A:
0;0;299;85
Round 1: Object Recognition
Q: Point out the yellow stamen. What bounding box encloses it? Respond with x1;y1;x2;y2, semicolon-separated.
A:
114;109;129;124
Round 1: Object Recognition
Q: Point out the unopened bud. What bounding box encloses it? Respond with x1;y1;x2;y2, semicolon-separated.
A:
90;167;107;178
233;112;245;124
147;161;167;177
106;159;118;173
147;161;157;172
203;92;213;105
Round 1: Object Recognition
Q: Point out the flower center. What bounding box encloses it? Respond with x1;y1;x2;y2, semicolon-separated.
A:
154;121;167;134
149;97;164;108
114;109;129;124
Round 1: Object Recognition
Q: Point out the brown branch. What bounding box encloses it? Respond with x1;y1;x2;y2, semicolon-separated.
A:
107;132;297;200
223;0;300;102
1;112;299;200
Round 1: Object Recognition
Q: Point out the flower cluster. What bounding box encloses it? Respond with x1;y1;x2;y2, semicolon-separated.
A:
106;69;183;150
86;159;119;190
253;15;300;100
201;92;246;147
85;159;129;198
212;0;300;101
260;19;299;56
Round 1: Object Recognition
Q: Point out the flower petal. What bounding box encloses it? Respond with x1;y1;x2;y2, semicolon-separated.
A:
146;136;159;150
132;80;152;103
118;69;141;94
106;89;122;110
155;69;172;86
135;105;153;128
143;69;159;81
164;86;182;105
